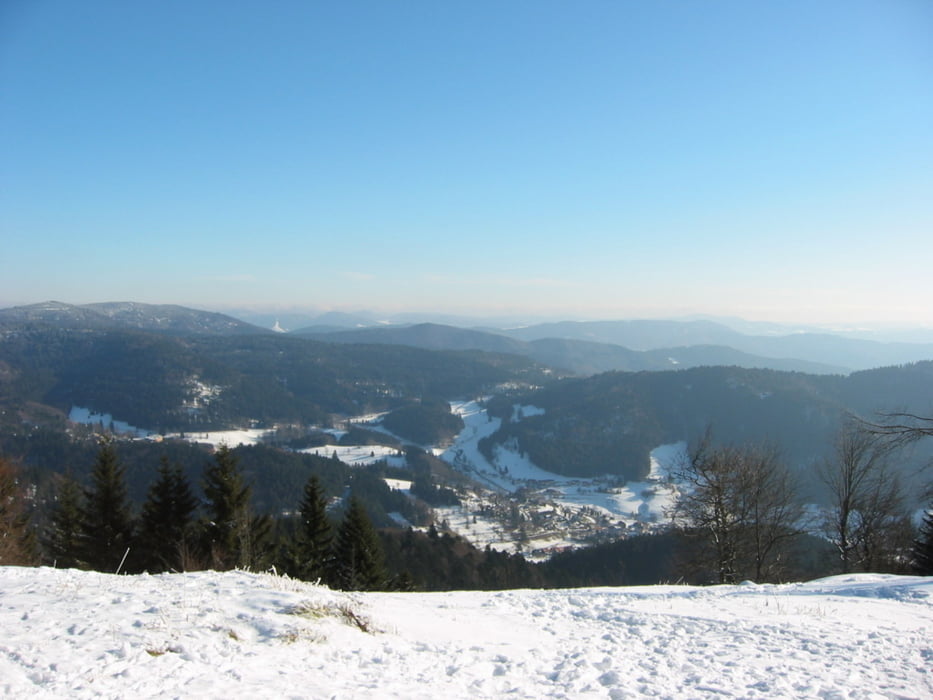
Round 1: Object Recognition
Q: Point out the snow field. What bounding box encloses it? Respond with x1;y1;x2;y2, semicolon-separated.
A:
298;444;405;467
432;499;527;554
1;567;930;699
68;407;154;439
169;428;272;448
68;406;406;467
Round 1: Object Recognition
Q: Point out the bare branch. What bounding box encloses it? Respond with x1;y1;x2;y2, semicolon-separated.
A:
857;411;933;445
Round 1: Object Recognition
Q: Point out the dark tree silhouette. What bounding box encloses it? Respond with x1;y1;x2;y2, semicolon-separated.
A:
286;474;334;583
201;444;269;570
331;497;386;591
0;456;36;565
913;507;933;575
137;456;199;572
43;473;85;568
80;440;135;572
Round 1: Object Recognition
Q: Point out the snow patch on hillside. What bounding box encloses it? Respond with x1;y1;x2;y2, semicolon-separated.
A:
511;403;545;421
68;407;153;438
298;444;405;468
67;406;404;468
170;428;271;447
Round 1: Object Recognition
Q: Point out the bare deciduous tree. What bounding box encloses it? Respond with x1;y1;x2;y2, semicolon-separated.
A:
670;431;802;583
744;446;803;582
819;416;912;573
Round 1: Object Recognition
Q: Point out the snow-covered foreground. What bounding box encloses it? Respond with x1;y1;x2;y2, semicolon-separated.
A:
1;567;931;699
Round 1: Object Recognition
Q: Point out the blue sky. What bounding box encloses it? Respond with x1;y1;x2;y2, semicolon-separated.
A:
2;1;932;324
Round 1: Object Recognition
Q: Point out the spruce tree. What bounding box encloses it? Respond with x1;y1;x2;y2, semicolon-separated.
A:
331;497;386;591
287;474;334;583
138;456;199;572
80;440;135;572
201;444;269;570
0;456;37;565
43;473;84;568
913;507;933;576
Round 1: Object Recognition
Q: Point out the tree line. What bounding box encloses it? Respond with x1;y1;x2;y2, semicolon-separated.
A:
0;441;392;590
1;440;543;590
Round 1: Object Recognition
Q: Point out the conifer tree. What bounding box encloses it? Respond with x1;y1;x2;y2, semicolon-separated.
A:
913;507;933;576
138;456;199;572
331;497;386;591
201;444;269;570
80;440;135;572
287;474;333;583
43;473;84;568
0;456;37;565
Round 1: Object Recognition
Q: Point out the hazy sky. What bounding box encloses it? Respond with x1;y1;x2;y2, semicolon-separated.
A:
3;1;932;324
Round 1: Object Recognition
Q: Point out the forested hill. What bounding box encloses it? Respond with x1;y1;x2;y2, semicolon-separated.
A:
481;362;933;481
0;301;268;336
0;325;548;433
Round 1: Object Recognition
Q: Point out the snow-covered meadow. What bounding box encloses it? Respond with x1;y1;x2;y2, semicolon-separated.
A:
1;566;930;699
68;406;405;468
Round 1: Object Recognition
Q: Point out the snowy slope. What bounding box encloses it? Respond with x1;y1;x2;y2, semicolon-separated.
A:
1;567;930;699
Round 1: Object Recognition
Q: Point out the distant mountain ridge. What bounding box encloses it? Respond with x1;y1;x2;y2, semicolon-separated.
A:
294;323;529;355
0;301;269;336
502;319;744;350
294;322;848;375
497;319;933;372
5;301;933;374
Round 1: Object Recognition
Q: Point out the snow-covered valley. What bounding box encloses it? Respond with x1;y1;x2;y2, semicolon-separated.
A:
68;400;685;557
431;400;684;556
1;566;930;699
